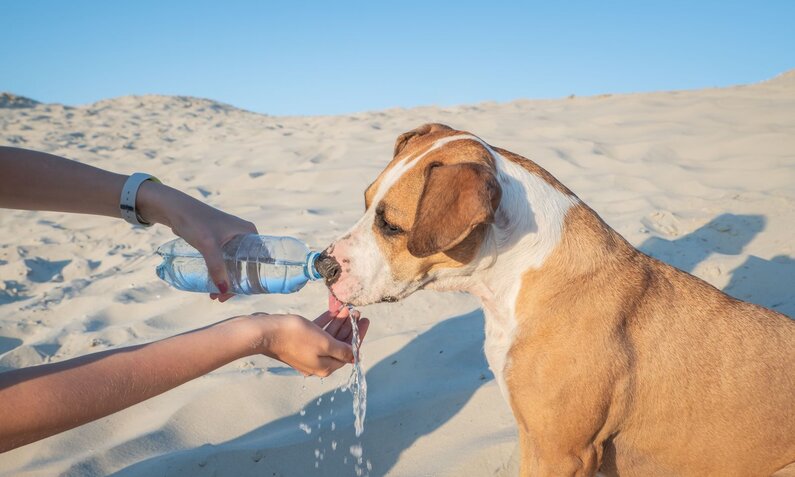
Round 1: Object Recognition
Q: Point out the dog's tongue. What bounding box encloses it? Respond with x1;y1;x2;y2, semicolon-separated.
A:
328;292;345;314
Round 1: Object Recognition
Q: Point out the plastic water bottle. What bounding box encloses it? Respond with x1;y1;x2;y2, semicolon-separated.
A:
155;234;324;294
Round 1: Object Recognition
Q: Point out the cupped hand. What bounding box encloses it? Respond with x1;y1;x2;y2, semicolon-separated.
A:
137;181;257;301
251;306;370;377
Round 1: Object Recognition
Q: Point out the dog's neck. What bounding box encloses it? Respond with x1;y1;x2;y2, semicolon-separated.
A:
465;152;578;314
423;147;628;395
430;151;578;394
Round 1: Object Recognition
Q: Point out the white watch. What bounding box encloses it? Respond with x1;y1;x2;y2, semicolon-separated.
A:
120;173;160;227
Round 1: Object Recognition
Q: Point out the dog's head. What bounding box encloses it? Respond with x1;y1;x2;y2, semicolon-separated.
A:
324;123;502;306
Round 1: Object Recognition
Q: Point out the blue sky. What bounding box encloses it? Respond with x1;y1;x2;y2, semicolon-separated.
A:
1;1;793;115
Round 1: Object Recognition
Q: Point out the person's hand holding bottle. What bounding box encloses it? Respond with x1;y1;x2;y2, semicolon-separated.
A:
135;179;257;302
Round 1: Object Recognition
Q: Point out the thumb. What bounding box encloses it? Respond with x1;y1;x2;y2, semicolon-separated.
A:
325;338;354;364
200;243;230;294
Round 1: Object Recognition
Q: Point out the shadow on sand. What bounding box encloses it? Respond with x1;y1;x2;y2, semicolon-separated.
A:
639;213;794;318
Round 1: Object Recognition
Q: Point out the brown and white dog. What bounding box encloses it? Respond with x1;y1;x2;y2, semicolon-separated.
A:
321;123;795;476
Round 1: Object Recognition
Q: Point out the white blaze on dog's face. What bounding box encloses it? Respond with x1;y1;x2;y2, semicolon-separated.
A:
326;124;502;306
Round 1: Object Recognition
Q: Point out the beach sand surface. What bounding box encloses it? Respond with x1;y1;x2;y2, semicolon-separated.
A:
0;72;793;476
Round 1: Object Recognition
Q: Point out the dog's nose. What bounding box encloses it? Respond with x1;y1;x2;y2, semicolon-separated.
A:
315;252;341;285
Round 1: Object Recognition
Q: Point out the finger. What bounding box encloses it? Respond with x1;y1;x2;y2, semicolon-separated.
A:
356;318;371;344
338;324;353;344
313;310;335;329
217;293;234;303
317;357;347;376
334;316;353;342
336;310;362;342
200;243;232;296
325;337;354;363
299;353;330;377
325;314;347;337
245;221;259;234
210;293;219;300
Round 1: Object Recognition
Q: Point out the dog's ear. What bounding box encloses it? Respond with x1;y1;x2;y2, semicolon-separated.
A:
408;162;501;258
393;123;453;157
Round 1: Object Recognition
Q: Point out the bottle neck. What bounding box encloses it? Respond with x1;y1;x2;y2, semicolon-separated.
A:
305;251;323;281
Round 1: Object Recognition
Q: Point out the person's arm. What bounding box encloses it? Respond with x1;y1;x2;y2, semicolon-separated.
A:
0;308;369;453
0;146;128;217
0;147;256;299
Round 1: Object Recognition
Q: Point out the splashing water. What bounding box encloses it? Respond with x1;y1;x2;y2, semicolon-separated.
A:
297;305;369;475
347;305;367;437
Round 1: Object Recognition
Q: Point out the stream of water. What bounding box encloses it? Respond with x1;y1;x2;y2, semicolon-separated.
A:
300;305;370;475
346;305;367;438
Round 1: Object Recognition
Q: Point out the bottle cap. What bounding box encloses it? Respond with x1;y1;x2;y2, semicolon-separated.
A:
305;251;323;280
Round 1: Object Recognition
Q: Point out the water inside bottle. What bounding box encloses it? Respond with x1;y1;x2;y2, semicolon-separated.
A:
156;235;316;295
156;254;308;294
226;257;307;294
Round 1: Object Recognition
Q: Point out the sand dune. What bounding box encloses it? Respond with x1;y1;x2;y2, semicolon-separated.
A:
0;71;793;476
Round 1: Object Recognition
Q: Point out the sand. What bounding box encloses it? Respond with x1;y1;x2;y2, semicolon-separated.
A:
0;71;793;476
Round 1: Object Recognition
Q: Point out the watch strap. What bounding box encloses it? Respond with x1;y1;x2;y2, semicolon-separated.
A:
120;173;160;226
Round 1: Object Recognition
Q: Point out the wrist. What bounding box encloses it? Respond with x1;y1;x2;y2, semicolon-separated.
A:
214;316;274;360
136;180;177;228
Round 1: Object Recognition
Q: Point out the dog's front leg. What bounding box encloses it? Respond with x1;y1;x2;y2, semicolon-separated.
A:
516;427;602;477
507;349;621;477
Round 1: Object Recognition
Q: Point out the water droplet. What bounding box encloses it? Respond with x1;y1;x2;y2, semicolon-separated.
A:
349;444;363;459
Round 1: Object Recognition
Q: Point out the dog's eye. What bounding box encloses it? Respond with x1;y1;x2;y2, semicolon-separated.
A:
383;220;403;236
375;207;404;236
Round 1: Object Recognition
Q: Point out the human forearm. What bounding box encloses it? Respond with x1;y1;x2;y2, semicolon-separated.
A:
0;317;258;453
0;146;222;227
0;146;259;296
0;307;365;453
0;147;128;217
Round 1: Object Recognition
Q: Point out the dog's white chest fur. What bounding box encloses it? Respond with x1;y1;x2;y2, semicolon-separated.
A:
482;302;518;400
469;150;577;402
